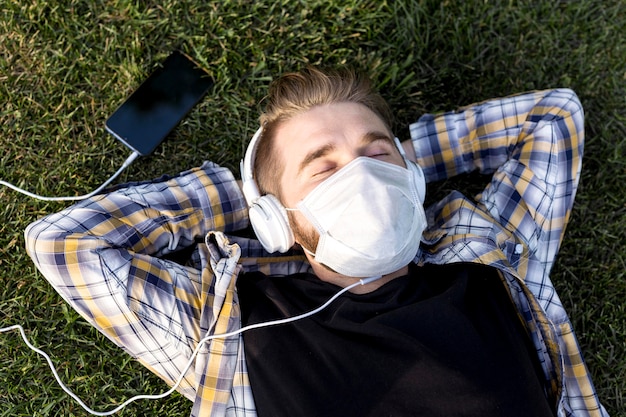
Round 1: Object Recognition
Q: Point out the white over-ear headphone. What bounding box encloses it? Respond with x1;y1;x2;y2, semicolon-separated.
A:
240;127;295;253
240;127;426;254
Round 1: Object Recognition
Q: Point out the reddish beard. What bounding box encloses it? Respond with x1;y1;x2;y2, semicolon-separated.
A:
287;210;319;255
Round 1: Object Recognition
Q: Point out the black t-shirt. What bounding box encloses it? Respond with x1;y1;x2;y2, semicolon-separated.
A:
237;262;555;417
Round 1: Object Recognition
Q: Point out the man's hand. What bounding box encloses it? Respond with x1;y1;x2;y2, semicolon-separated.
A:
402;139;417;162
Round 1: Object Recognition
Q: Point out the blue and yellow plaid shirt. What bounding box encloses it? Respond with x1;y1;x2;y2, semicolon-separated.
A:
25;89;607;416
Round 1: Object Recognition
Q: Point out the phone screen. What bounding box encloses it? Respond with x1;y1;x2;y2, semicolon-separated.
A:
105;51;214;156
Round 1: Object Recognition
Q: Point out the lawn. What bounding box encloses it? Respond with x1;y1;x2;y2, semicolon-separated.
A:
1;0;624;415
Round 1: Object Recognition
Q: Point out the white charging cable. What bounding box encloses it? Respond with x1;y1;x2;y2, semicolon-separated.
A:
0;275;382;416
0;151;140;201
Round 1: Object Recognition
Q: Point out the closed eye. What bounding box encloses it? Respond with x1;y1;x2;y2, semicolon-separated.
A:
311;163;337;178
369;151;390;158
365;140;394;159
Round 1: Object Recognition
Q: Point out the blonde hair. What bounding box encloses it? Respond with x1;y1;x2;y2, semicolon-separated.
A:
254;66;393;199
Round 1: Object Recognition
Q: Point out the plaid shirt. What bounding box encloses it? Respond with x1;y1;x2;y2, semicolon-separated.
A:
25;89;607;417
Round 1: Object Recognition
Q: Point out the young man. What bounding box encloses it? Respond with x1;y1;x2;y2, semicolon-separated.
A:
25;67;607;416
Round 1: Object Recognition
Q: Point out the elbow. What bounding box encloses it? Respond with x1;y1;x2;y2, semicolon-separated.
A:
544;89;585;153
24;216;70;273
555;88;585;134
24;219;45;264
24;219;53;277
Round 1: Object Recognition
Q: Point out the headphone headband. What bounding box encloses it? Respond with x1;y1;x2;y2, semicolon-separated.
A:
240;126;264;206
240;126;295;253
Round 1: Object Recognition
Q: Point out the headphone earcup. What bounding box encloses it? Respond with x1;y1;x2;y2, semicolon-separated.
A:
248;194;295;253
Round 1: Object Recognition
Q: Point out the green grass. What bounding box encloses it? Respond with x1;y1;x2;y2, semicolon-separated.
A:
1;0;625;415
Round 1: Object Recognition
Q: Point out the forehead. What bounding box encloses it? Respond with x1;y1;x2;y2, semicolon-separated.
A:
272;102;391;157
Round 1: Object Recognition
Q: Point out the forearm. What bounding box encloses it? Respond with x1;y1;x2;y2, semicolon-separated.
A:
24;162;247;350
408;89;584;184
25;162;248;258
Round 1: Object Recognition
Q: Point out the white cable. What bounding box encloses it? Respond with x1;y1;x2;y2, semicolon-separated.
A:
0;275;382;415
0;151;140;201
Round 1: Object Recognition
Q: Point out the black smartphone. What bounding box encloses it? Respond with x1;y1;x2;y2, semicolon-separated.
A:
105;51;214;156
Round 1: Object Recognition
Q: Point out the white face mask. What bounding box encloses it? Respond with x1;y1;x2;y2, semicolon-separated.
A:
287;156;427;278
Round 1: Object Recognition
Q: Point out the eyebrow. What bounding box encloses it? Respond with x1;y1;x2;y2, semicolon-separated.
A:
296;131;394;176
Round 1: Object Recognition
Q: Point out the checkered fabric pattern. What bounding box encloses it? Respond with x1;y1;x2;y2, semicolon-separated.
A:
25;89;607;416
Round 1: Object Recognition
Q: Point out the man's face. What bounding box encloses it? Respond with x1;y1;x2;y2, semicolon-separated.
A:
273;101;405;251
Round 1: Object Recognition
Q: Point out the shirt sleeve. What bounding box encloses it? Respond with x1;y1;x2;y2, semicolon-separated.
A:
24;161;249;397
409;89;584;268
410;91;609;417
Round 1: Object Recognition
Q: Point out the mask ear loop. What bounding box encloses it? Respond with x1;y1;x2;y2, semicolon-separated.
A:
394;137;406;157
